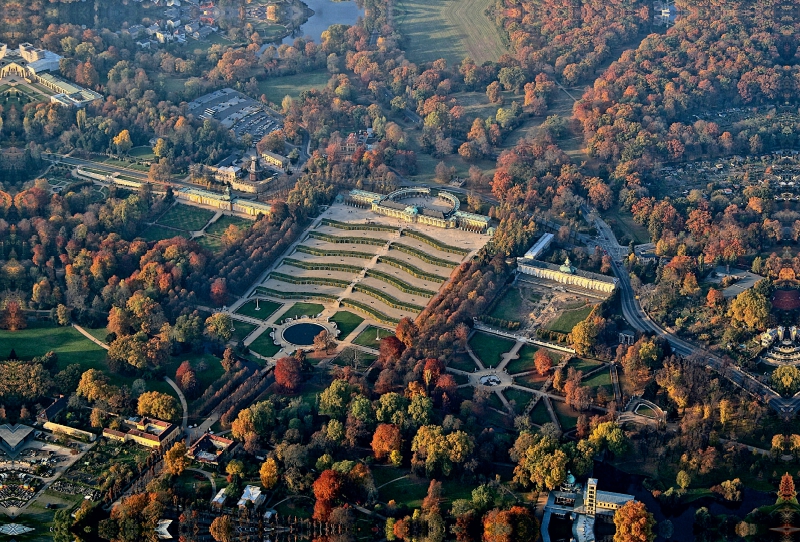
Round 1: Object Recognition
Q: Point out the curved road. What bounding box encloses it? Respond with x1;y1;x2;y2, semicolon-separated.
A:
164;376;189;431
583;206;793;414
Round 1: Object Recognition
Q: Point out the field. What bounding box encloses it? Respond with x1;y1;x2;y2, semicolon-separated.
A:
395;0;507;65
248;328;283;358
157;204;216;232
546;305;594;334
230;321;258;343
505;345;539;374
0;323;108;370
604;209;651;245
330;311;364;339
235;299;283;320
280;302;326;321
353;326;394;349
206;215;250;236
140;225;187;242
259;70;332;105
503;388;532;414
468;332;514;368
553;401;579;430
129;146;156;160
530;400;551;425
489;288;525;322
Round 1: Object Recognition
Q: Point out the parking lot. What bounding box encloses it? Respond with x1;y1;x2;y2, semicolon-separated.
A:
188;88;282;141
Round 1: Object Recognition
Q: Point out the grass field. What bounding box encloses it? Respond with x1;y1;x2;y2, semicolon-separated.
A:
353;326;394;349
330;311;364;339
280;302;326;321
553;401;578;430
546;306;594;334
259;70;332;105
530;400;551;425
604;210;650;245
489;288;524;322
157;204;216;232
230;321;258;343
235;299;283;321
373;466;474;510
568;358;604;373
515;372;547;390
395;0;507;66
505;344;538;374
583;369;611;388
197;235;223;252
206;215;251;237
140;225;187;242
468;332;514;368
248;328;282;358
129;146;156;160
0;323;108;370
503;388;532;414
448;353;478;372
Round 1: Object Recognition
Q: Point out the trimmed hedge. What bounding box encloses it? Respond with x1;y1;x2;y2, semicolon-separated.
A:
254;287;338;301
479;315;521;330
341;299;400;325
352;284;425;312
401;229;470;255
282;258;363;273
294;245;374;259
391;243;458;268
321;219;397;232
378;256;447;283
307;231;386;246
270;272;351;288
365;269;437;297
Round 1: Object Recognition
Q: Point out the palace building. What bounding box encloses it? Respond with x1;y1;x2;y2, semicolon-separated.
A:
346;187;491;232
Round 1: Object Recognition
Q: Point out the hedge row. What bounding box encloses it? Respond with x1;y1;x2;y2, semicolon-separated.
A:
321;219;397;232
479;316;521;330
401;229;470;255
308;231;386;246
255;287;339;301
536;328;570;343
391;243;458;268
378;256;446;283
282;258;363;274
294;245;374;259
340;299;400;325
353;284;425;312
270;272;351;288
365;269;437;297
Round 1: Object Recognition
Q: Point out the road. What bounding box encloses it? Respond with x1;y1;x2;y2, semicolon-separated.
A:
583;206;795;414
164;376;189;431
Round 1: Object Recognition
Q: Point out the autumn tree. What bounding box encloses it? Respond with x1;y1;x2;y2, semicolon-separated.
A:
260;457;279;489
274;356;302;393
534;350;553;376
727;288;770;330
613;501;655;542
137;391;180;422
205;313;233;343
210;515;234;542
313;469;343;521
164;442;189;476
210;278;228;306
0;301;26;331
113;129;133;155
313;329;335;353
371;423;402;461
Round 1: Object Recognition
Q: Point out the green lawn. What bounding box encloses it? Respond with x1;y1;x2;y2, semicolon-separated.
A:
235;299;283;321
468;332;515;368
395;0;507;65
129;146;156;160
546;306;594;334
514;372;547;390
553;401;578;430
503;388;533;414
568;358;604;373
0;323;107;371
248;328;283;358
331;347;377;368
636;405;657;418
230;321;258;343
505;344;538;374
352;326;394;349
330;311;364;339
165;353;225;394
259;70;332;105
157;204;216;231
530;400;551;425
139;225;187;242
448;353;478;372
197;235;223;252
279;302;326;321
489;288;524;321
206;215;251;236
373;467;475;510
604;210;650;245
583;369;611;388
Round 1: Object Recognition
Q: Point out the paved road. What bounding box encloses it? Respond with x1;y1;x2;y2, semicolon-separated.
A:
583;206;793;414
187;468;217;501
72;324;110;350
164;376;189;431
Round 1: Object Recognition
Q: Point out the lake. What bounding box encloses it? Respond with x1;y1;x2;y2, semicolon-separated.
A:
283;0;364;44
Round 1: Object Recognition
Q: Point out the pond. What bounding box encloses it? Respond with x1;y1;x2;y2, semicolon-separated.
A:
283;322;326;346
593;462;774;541
283;0;364;44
